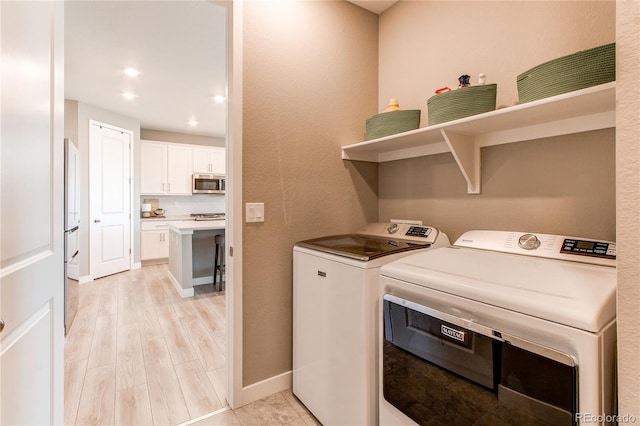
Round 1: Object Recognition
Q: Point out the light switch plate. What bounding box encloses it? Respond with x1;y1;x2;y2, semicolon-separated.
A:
246;202;265;223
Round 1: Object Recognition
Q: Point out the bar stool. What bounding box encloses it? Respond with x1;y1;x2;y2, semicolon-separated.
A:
213;234;225;291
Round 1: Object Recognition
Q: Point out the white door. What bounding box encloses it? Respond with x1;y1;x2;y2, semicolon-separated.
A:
89;122;132;279
0;0;64;423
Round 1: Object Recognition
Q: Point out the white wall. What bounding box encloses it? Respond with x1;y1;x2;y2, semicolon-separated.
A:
141;128;225;148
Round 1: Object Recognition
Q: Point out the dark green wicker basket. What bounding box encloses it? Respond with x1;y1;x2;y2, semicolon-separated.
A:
427;84;497;125
517;43;615;104
365;110;421;140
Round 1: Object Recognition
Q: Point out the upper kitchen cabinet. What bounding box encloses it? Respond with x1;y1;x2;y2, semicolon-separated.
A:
140;140;193;195
193;146;225;174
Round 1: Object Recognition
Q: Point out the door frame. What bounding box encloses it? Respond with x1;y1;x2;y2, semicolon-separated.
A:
226;0;243;409
88;119;134;280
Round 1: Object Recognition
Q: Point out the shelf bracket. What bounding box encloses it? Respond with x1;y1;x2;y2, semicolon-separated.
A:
441;129;480;194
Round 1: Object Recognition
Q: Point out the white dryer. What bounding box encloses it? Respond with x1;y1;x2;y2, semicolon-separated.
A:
379;230;617;426
293;222;450;426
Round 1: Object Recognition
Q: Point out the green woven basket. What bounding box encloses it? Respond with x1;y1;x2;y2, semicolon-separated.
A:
517;43;615;104
427;84;497;125
365;109;421;140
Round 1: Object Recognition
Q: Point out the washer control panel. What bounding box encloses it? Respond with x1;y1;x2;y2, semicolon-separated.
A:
405;226;433;238
357;222;448;245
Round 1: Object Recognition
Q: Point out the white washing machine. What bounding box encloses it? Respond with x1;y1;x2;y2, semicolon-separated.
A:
379;230;617;426
293;222;450;426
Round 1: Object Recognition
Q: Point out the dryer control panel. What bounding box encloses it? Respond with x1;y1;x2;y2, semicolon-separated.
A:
455;230;616;267
561;239;616;260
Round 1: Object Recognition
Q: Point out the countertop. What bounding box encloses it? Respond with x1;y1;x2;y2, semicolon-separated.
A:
141;215;195;222
169;219;225;234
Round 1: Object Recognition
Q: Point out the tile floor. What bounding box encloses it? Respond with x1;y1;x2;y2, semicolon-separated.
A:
185;390;319;425
64;264;320;425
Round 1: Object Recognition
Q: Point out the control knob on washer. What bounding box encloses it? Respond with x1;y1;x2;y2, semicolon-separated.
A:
387;223;399;234
518;233;541;250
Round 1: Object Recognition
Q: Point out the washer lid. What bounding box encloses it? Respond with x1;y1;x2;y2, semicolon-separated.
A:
295;234;431;261
380;246;616;332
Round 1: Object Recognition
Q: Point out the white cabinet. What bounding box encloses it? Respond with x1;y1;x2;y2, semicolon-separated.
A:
141;221;175;260
140;142;166;194
167;145;193;194
141;229;169;260
193;146;225;174
140;141;193;195
341;82;615;194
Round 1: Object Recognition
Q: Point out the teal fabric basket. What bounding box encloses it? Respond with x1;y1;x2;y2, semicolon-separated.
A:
427;84;497;125
517;43;615;103
365;110;421;140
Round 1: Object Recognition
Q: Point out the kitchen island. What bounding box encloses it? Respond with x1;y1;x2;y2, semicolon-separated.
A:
168;220;225;297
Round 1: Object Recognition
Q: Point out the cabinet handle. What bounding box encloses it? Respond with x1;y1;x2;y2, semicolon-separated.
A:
0;319;5;333
168;183;171;192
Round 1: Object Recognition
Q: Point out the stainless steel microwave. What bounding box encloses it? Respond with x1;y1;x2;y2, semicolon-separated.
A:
193;174;225;194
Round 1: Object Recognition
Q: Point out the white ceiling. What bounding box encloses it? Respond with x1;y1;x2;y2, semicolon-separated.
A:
65;1;227;137
64;1;396;138
347;0;398;15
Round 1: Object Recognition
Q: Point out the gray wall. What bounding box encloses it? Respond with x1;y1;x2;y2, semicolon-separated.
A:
241;0;379;385
377;1;615;242
379;130;615;242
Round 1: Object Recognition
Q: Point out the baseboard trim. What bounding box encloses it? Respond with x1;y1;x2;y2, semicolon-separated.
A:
141;258;169;267
168;271;195;298
193;276;214;286
131;262;142;270
241;370;292;406
79;275;93;285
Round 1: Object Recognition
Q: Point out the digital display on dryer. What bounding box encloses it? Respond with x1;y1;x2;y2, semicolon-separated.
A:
561;239;616;259
576;241;595;250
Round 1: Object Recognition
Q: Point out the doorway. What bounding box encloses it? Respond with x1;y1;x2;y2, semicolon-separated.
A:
63;0;238;415
89;121;133;279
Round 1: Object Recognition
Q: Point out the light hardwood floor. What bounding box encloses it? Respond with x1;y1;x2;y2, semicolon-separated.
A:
64;264;319;426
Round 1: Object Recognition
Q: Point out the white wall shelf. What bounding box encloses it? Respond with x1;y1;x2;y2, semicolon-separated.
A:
341;82;616;194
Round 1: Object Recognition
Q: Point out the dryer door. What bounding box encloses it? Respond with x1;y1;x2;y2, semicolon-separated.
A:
382;295;577;426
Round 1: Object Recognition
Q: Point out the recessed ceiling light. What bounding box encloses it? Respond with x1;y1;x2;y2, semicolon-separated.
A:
188;120;198;126
123;68;140;77
213;95;225;103
122;92;136;100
